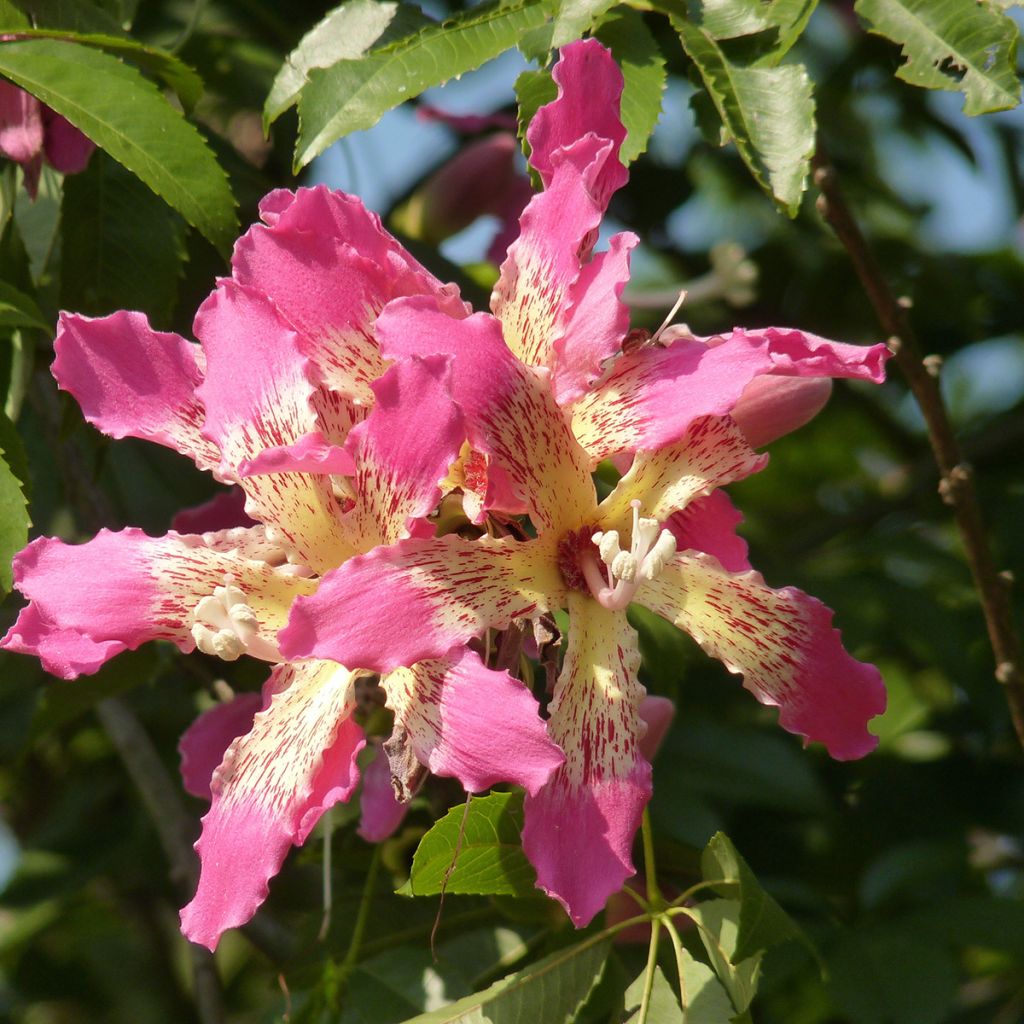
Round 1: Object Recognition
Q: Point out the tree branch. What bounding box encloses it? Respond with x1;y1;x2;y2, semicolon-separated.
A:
812;150;1024;747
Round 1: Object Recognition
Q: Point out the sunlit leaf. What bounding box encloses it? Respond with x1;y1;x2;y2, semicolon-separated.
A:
295;0;550;169
855;0;1021;115
401;791;537;898
623;963;683;1022
0;38;237;253
682;899;762;1013
0;439;28;594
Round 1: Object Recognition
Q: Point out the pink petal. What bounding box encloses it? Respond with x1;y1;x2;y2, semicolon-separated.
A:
638;695;675;762
375;298;595;534
181;661;364;950
41;107;94;174
279;534;564;673
381;648;563;796
490;138;611;372
53;311;222;475
171;489;253;534
178;692;262;800
526;39;628;210
195;280;349;572
342;355;465;550
637;553;886;760
571;329;889;463
357;743;409;843
551;231;637;406
486;172;534;265
238;433;356;478
731;375;832;448
231;185;467;404
1;529;316;679
417;105;518;133
0;81;43;165
665;491;751;573
522;595;650;926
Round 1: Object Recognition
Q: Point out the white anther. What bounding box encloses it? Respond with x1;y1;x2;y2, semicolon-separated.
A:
594;530;623;565
611;550;638;583
640;530;677;580
210;631;246;661
190;579;281;664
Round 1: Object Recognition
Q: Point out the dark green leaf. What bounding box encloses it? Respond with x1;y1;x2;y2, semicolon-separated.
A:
0;438;28;594
265;0;432;127
595;8;667;164
677;21;815;214
855;0;1021;115
0;38;237;253
0;280;48;331
2;29;203;110
401;791;537;898
3;0;125;34
60;150;187;325
514;66;557;166
295;0;551;169
400;935;611;1023
700;832;807;963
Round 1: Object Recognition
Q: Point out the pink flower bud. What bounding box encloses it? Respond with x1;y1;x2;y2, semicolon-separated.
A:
638;695;676;761
731;374;833;448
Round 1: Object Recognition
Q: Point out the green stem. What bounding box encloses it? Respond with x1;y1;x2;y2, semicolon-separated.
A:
333;847;382;1002
635;918;663;1024
662;917;689;1014
640;808;661;908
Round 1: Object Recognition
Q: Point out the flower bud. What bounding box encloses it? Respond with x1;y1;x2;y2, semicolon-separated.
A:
731;374;833;448
638;695;676;761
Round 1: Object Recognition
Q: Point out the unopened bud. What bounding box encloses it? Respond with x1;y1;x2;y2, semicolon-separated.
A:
731;375;833;448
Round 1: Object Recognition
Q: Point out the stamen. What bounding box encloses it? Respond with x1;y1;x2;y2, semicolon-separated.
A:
190;577;282;663
652;289;688;343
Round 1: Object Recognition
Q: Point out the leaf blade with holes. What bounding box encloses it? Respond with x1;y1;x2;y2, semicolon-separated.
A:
295;0;551;169
399;935;611;1023
855;0;1021;116
0;38;237;253
401;791;537;897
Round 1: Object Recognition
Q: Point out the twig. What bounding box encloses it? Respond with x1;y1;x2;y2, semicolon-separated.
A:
812;149;1024;747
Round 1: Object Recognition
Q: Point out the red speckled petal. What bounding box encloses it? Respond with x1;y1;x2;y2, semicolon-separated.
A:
665;491;751;573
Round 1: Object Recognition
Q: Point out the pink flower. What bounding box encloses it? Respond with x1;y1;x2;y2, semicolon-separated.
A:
1;187;562;950
279;40;890;927
0;80;94;197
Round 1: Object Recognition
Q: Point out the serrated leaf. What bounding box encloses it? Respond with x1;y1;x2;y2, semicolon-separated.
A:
519;0;618;60
677;22;815;214
855;0;1021;115
0;443;28;594
623;963;683;1022
690;0;775;39
4;29;203;110
0;38;237;253
683;899;762;1013
595;8;666;164
700;832;806;963
295;0;551;169
400;935;611;1023
0;281;47;331
265;0;431;127
60;150;187;324
402;791;537;898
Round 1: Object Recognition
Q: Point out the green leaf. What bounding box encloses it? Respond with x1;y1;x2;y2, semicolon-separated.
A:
295;0;551;169
595;8;667;164
3;0;125;34
60;150;187;325
699;832;806;963
3;29;203;111
623;963;683;1022
519;0;618;60
0;38;237;253
677;21;815;214
265;0;431;127
514;66;557;166
676;949;735;1024
399;935;611;1023
0;441;28;595
0;281;47;331
401;791;537;898
854;0;1021;115
683;899;762;1013
689;0;775;39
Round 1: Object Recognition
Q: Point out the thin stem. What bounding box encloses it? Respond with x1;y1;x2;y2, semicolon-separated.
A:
662;917;689;1012
640;809;661;908
334;845;382;1001
318;809;335;941
635;918;663;1024
813;147;1024;749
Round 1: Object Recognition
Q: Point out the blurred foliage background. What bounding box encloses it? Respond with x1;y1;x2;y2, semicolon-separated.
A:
1;0;1023;1021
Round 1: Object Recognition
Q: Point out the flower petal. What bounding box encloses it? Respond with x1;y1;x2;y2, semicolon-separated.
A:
195;280;349;571
231;185;466;404
380;648;563;796
171;489;252;534
342;355;465;550
731;375;832;448
357;743;409;843
375;299;595;534
178;692;262;800
238;433;356;478
53;311;222;475
571;329;889;463
1;529;316;678
526;38;627;209
180;660;364;950
522;594;650;926
0;81;43;165
637;553;886;759
665;491;751;573
41;107;94;174
598;416;766;531
280;534;564;673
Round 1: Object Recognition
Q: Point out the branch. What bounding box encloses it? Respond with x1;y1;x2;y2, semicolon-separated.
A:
812;150;1024;748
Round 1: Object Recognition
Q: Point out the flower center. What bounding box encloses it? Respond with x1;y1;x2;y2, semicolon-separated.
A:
190;578;282;663
584;501;677;611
